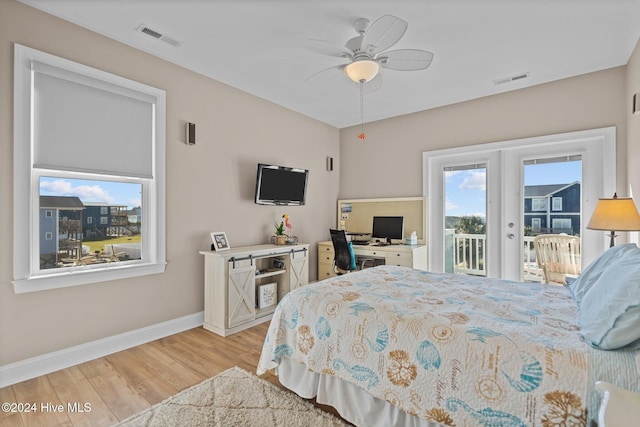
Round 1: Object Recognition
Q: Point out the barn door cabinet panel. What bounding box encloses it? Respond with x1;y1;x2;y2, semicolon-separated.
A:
200;243;309;337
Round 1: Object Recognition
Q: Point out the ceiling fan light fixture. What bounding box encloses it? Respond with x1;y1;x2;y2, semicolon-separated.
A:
344;59;379;83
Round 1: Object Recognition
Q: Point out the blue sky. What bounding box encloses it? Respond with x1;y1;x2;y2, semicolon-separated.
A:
40;176;142;208
445;160;581;218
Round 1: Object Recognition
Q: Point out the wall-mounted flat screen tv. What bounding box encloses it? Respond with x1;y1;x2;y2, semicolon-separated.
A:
254;163;308;206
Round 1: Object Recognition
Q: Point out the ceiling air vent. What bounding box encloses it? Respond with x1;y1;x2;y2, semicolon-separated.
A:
493;72;530;86
137;24;183;47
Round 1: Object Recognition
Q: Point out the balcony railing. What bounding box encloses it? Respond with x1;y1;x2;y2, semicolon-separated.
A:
449;232;543;282
453;233;486;276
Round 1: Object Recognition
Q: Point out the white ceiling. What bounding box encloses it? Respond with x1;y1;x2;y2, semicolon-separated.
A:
18;0;640;129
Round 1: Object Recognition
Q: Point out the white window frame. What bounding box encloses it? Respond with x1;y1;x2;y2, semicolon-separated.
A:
13;44;166;293
552;197;563;211
552;218;572;230
532;198;548;211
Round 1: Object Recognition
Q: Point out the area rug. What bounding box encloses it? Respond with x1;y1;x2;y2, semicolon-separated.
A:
114;366;350;426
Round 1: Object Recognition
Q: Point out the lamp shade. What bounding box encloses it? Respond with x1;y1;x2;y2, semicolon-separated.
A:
344;60;380;83
587;195;640;231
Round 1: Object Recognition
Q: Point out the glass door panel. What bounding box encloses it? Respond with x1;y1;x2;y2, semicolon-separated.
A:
427;127;614;280
444;164;487;276
522;156;582;282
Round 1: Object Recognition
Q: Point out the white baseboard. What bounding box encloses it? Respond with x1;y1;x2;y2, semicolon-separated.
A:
0;311;204;388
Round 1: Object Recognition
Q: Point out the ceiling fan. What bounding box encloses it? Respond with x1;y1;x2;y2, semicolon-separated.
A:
304;15;433;139
303;14;434;91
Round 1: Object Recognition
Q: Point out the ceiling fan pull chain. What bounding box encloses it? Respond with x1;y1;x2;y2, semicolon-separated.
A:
358;81;366;140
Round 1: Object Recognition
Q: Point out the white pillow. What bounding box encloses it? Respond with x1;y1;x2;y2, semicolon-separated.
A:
579;244;640;349
569;243;636;305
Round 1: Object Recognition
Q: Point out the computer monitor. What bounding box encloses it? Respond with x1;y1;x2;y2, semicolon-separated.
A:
372;216;404;245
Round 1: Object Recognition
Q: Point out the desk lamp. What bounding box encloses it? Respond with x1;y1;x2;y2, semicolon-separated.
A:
587;193;640;247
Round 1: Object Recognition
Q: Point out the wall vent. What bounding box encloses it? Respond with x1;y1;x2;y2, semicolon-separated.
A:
137;24;183;47
494;72;530;85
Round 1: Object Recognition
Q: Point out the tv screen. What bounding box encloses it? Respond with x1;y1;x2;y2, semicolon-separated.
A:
255;163;308;206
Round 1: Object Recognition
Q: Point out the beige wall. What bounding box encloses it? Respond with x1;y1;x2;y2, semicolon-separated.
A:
0;1;339;365
339;66;628;200
627;40;640;201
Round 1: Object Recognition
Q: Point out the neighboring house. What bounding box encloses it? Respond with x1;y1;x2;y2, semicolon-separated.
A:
39;195;85;268
127;206;142;233
524;182;581;235
83;202;130;240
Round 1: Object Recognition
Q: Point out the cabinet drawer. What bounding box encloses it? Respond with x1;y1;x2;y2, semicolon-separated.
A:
318;253;334;264
319;244;334;254
318;243;335;269
386;252;413;267
355;249;381;258
319;266;336;279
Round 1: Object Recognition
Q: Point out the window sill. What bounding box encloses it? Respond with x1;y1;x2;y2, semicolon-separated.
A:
13;262;167;294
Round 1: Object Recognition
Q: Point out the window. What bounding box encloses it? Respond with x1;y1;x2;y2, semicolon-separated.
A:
45;210;53;218
532;198;548;211
45;232;53;240
531;218;541;232
552;218;572;231
13;44;166;293
552;197;563;211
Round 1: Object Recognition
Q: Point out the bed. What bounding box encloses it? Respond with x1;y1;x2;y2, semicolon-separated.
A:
257;257;640;426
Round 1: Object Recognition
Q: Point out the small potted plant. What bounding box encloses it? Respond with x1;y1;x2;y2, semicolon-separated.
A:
275;221;287;245
273;214;294;245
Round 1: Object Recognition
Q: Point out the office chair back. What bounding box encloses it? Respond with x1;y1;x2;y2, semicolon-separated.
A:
534;234;581;285
330;229;353;273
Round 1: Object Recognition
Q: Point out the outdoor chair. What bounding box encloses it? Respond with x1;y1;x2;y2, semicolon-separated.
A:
533;234;581;285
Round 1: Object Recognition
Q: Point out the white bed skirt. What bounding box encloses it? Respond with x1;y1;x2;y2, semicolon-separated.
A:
277;358;442;427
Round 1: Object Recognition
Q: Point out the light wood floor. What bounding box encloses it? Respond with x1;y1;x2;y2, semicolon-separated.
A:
0;323;342;427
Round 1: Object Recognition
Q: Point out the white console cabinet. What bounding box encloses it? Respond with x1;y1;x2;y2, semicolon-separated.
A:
200;243;309;336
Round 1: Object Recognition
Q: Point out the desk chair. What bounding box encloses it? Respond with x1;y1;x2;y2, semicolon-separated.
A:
533;234;581;285
329;229;375;275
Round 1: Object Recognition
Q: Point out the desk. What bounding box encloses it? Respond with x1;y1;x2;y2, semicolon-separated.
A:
317;241;428;280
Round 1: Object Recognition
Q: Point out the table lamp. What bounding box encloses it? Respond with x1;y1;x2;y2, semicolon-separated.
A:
587;193;640;247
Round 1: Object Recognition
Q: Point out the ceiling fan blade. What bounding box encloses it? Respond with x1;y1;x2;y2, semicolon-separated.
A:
302;39;353;58
361;15;408;54
304;64;346;84
352;73;382;93
378;49;434;71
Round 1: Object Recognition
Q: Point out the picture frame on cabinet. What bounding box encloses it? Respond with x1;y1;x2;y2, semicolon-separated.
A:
210;232;230;251
257;282;277;309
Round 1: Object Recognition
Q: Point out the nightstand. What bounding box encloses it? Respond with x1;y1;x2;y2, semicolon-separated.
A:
595;381;640;427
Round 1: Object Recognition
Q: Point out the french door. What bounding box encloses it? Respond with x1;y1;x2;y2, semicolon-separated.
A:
424;127;615;281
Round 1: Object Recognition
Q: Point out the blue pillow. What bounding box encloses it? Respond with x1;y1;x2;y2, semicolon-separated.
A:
579;244;640;349
569;243;636;305
347;242;357;271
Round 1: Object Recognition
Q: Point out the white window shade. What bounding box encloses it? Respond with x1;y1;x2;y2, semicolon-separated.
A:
32;61;154;178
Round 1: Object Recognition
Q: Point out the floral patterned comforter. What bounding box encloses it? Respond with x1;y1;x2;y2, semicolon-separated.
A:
258;266;607;426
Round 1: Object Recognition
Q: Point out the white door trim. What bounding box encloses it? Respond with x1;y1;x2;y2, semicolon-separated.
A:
423;126;616;278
